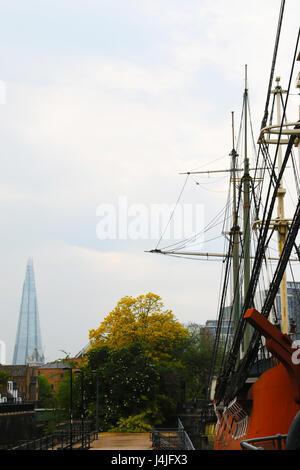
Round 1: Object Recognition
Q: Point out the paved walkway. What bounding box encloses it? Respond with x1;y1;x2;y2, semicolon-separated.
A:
89;433;153;450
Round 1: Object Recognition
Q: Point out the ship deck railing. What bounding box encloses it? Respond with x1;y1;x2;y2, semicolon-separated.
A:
240;434;287;450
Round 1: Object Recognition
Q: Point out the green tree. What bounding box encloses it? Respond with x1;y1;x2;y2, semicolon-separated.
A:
56;371;82;420
38;375;56;408
85;343;160;430
181;323;225;401
89;293;189;362
0;370;10;394
84;296;224;429
109;412;153;433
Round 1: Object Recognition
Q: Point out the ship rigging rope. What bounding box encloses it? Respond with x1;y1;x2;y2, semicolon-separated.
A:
154;171;230;253
207;232;234;395
218;126;300;405
155;173;190;250
207;75;263;391
253;0;287;215
208;65;265;390
207;153;245;393
261;190;300;318
157;193;232;252
261;90;300;199
280;92;300;197
250;192;280;322
228;183;300;403
260;0;286;130
236;26;299;328
214;26;300;404
247;92;259;168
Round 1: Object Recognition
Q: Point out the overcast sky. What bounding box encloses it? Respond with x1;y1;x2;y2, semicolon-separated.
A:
0;0;299;363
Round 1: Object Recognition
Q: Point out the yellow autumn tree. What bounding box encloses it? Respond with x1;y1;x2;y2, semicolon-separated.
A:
89;292;189;362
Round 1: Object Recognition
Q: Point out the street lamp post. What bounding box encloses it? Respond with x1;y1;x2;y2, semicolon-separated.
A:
63;366;73;450
91;370;100;433
75;370;84;449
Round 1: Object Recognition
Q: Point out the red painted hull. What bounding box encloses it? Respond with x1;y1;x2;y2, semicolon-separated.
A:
214;363;300;450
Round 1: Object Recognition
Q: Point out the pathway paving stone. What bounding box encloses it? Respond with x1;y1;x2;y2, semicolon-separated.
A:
89;433;153;450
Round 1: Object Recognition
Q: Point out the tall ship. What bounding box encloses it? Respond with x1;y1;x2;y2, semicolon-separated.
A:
150;1;300;450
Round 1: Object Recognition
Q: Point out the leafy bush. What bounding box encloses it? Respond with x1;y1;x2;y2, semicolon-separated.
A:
108;412;152;433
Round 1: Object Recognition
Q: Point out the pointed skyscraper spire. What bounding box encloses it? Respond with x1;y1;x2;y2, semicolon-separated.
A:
13;258;45;366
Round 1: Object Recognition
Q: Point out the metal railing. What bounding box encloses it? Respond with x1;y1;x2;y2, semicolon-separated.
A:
179;402;216;450
240;434;287;450
8;430;98;450
0;403;35;414
150;419;195;450
178;419;195;450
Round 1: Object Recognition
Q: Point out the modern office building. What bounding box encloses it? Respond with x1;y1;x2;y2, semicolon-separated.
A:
203;306;234;346
275;281;300;338
12;258;45;366
204;282;300;345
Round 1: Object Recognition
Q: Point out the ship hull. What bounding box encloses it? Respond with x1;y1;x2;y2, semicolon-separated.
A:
214;363;300;450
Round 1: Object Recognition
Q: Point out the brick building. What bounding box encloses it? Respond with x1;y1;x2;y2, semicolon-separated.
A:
37;362;71;394
0;356;85;404
37;358;85;394
0;365;38;402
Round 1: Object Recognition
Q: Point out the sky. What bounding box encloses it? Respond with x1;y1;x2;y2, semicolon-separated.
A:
0;0;299;363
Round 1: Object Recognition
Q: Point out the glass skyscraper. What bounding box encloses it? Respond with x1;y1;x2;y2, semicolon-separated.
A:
12;258;45;366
